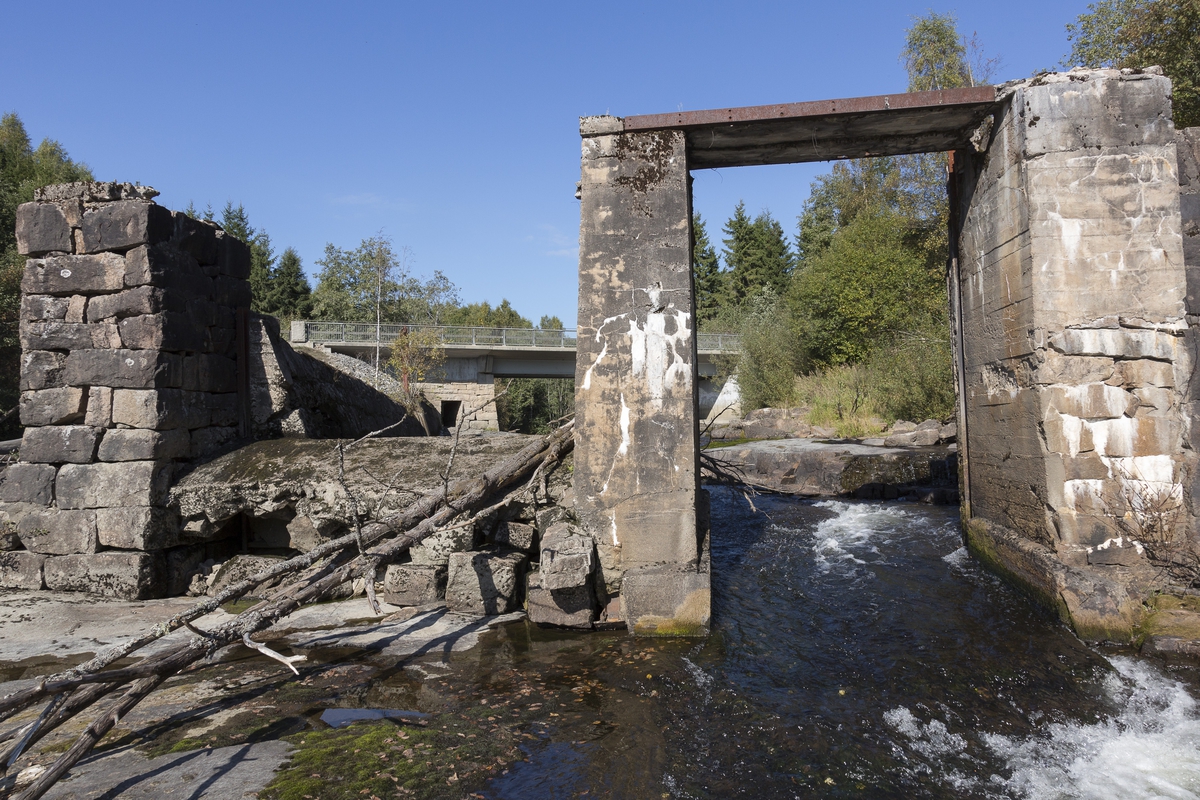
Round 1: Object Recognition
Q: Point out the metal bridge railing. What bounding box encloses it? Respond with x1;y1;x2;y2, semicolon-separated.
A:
298;321;740;353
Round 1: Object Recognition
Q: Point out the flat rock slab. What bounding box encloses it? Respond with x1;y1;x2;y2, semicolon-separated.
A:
705;438;957;498
38;740;293;800
286;608;525;661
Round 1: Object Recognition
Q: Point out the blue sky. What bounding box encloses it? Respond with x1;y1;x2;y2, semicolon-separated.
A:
3;1;1087;327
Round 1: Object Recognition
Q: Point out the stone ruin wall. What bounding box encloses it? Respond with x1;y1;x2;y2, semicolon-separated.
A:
0;182;254;598
956;70;1197;640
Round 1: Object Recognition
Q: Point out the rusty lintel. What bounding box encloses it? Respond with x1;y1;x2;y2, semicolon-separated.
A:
622;86;998;132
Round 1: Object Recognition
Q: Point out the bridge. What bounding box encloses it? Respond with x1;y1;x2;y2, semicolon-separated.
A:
288;320;742;428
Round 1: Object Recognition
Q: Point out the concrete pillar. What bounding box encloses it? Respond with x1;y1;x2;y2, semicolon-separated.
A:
955;70;1191;640
574;118;709;635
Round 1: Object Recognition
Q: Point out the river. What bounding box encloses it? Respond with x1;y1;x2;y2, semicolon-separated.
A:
434;489;1200;799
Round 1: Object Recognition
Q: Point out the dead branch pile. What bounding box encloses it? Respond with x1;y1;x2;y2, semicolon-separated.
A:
0;418;574;800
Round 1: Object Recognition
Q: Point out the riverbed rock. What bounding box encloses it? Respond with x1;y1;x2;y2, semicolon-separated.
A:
538;523;596;590
207;554;286;597
884;428;940;447
0;551;46;589
445;550;528;615
490;520;537;554
43;552;165;599
383;564;447;606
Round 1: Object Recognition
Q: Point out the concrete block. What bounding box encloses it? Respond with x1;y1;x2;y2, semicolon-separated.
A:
21;294;70;322
19;425;100;463
84;386;113;427
382;564;447;606
43;552;165;599
86;285;166;321
1112;358;1175;388
20;387;86;426
0;551;46;590
118;312;207;352
1087;538;1147;566
64;349;182;390
0;463;56;505
16;202;72;255
527;570;596;629
19;320;122;350
620;565;711;636
96;506;181;550
22;253;126;295
1044;383;1137;420
21;351;67;391
98;428;190;461
1087;417;1180;457
1021;73;1175;156
80;201;173;253
112;389;194;430
56;461;171;509
18;509;98;554
491;520;537;554
539;522;596;590
445;550;528;615
216;231;252;278
170;211;220;265
1049;328;1179;361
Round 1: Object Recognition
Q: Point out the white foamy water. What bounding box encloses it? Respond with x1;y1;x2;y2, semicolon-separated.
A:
985;656;1200;799
808;500;914;573
888;657;1200;799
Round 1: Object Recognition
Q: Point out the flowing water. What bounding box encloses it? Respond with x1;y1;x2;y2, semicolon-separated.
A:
431;490;1200;799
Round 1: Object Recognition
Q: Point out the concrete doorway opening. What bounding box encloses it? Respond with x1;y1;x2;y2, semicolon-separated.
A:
441;400;462;429
575;70;1197;641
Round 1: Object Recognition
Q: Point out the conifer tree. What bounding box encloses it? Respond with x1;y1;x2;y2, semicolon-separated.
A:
692;214;725;325
266;247;313;319
723;202;794;305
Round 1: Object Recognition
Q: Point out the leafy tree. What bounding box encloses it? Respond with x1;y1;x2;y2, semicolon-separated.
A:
722;202;794;305
0;113;92;436
444;299;532;329
1064;0;1200;127
386;326;445;404
539;314;564;330
735;288;800;411
692;214;725;326
265;247;313;320
902;11;970;91
311;237;459;326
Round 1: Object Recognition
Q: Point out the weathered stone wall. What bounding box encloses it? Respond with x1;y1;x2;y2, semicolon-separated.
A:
574;118;709;635
413;380;498;431
955;70;1192;639
0;182;252;598
1179;127;1200;534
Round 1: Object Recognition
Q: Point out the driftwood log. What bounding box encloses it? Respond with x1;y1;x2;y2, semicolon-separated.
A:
0;419;574;800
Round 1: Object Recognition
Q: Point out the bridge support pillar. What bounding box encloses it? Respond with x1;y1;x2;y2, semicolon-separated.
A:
574;119;709;635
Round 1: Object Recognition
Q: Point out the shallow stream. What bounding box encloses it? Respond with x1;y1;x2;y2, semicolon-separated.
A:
434;490;1200;799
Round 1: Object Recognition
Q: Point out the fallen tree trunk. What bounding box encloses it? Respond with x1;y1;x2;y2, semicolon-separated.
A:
0;420;574;800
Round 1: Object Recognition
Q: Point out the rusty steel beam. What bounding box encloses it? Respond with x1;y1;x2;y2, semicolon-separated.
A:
622;86;998;132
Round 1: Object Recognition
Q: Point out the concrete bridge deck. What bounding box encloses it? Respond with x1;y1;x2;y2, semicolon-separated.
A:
289;321;740;379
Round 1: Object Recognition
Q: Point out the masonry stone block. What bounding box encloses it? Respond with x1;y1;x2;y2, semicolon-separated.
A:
96;506;181;550
1049;328;1179;361
182;354;238;393
43;552;165;599
15;202;72;256
0;552;46;590
409;524;477;566
170;211;220;265
491;520;537;554
20;295;70;322
84;386;113;427
56;461;171;509
64;349;182;389
20;387;86;426
22;253;126;295
1044;383;1137;420
216;231;252;279
20;425;101;464
538;522;596;591
118;312;206;352
0;463;56;505
1111;359;1174;388
123;244;204;289
86;285;166;321
190;426;240;459
20;320;122;351
98;428;190;461
80;201;173;253
527;570;596;629
213;275;252;308
18;508;98;554
445;550;528;615
205;393;239;426
383;564;447;606
112;389;202;430
21;351;67;391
